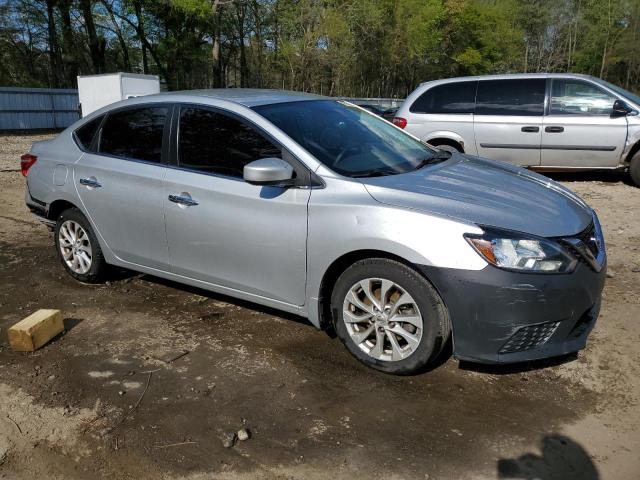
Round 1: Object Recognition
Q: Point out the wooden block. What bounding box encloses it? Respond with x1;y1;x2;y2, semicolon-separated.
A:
7;309;64;352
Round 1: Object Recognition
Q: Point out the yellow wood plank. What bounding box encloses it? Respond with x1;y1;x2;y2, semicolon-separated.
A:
7;309;64;352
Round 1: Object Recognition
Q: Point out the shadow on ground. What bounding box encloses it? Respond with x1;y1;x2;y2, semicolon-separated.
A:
498;434;599;480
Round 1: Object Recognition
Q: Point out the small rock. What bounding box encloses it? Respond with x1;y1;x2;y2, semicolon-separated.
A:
118;391;125;396
47;375;56;381
237;428;250;442
221;432;236;448
606;271;615;279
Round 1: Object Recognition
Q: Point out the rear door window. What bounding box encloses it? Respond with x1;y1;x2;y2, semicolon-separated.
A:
99;106;168;162
410;81;477;114
550;79;617;115
178;107;281;178
74;115;103;151
475;79;546;116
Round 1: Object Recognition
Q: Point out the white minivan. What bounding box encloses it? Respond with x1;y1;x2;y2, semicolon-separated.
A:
393;73;640;185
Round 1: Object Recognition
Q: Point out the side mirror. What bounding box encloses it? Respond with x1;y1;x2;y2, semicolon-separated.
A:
243;158;294;186
612;99;632;118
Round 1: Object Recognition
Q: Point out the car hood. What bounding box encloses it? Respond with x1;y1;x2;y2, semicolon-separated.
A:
361;154;593;237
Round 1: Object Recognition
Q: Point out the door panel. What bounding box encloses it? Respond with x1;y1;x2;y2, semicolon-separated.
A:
75;154;169;269
541;115;627;167
473;78;546;166
541;79;627;167
163;172;310;305
74;105;170;270
164;105;309;306
474;115;542;166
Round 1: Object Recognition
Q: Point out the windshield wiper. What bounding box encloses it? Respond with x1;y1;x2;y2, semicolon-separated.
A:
351;168;396;178
414;149;452;170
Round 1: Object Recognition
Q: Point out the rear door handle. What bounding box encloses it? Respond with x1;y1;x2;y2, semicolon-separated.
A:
168;194;199;207
545;126;564;133
79;177;101;188
521;126;540;133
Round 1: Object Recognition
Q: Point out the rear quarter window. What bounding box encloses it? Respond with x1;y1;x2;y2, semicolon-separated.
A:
74;115;103;151
409;81;477;114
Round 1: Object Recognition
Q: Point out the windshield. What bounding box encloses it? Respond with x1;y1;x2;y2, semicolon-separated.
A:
598;79;640;106
253;100;440;177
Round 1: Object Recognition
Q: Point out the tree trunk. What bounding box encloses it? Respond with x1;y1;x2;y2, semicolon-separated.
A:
102;1;131;71
79;0;105;73
57;0;78;86
46;0;61;87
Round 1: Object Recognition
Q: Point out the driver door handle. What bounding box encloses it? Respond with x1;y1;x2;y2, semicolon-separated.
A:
521;126;540;133
168;194;199;207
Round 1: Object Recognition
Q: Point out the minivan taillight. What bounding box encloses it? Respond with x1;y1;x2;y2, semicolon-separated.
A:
20;153;38;177
392;117;407;129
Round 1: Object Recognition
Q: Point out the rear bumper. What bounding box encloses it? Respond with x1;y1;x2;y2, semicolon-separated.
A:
25;188;55;228
418;260;606;364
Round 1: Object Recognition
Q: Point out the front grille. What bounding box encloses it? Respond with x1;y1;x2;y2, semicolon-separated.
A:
499;321;560;354
560;220;604;272
575;222;599;258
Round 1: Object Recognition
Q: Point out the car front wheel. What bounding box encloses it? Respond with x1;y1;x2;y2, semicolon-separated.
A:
331;258;450;374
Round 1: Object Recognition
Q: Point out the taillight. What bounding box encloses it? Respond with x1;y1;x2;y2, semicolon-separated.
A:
20;153;38;177
392;117;407;129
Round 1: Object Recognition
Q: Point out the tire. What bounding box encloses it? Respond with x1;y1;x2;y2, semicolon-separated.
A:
331;258;450;375
630;151;640;187
430;142;462;154
54;207;107;283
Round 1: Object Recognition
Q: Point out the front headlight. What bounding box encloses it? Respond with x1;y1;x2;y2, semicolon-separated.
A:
464;227;577;274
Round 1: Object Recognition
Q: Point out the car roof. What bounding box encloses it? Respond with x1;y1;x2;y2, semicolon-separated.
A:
419;72;597;86
149;88;328;107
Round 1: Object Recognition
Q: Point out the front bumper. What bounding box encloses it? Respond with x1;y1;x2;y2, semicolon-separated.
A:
419;260;606;364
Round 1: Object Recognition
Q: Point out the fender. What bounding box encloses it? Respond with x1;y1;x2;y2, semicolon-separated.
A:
422;130;467;151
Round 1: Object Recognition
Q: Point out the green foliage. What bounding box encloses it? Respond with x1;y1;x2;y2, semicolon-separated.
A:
1;0;640;95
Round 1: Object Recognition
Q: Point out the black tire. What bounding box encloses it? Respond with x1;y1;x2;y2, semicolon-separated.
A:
630;151;640;187
54;207;107;283
429;142;462;154
331;258;450;375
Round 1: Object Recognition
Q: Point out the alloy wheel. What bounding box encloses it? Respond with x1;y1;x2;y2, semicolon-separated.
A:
58;220;93;274
342;277;423;362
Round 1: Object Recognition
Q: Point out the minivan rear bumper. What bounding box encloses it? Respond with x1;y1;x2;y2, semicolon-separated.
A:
418;260;606;364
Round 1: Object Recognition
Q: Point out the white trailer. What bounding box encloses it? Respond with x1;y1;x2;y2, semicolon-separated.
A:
77;73;160;117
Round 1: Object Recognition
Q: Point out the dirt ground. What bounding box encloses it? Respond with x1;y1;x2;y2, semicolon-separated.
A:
0;132;639;480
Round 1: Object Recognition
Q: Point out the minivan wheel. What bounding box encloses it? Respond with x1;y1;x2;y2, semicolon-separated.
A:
630;151;640;187
429;142;462;154
54;208;107;283
331;258;450;374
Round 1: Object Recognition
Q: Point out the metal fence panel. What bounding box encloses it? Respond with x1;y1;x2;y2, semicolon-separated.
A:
0;87;80;130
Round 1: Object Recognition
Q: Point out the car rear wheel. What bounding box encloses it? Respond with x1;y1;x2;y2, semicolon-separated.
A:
331;258;450;374
54;208;107;283
630;151;640;187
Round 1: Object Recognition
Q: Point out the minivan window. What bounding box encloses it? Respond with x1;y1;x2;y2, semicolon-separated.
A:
475;79;546;116
599;78;640;106
410;81;477;114
550;79;617;116
74;115;103;151
99;107;168;162
254;100;440;177
178;107;281;178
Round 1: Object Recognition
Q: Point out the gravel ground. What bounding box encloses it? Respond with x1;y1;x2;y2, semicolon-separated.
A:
0;133;639;480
